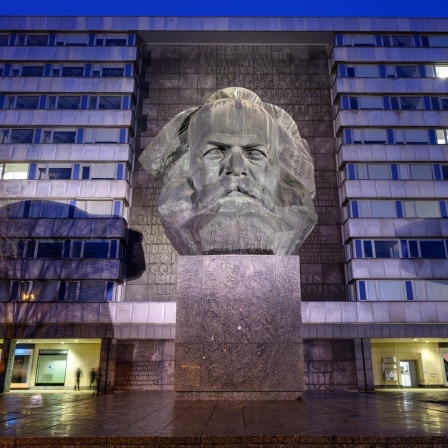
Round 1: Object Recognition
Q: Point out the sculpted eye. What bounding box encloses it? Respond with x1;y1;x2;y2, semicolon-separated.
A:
203;147;225;158
245;148;266;160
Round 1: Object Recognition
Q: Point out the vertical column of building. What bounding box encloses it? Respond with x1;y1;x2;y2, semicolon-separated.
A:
332;32;448;302
0;30;139;305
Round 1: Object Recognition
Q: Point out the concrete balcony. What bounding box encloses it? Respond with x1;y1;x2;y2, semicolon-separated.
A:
337;144;448;166
347;258;448;282
0;259;123;280
331;46;448;68
0;218;126;239
342;218;448;241
0;76;136;94
334;110;448;133
0;179;131;202
0;143;133;164
340;179;448;202
0;45;137;62
0;109;133;127
332;77;448;101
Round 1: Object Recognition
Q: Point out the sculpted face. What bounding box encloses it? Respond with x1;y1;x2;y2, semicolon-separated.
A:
139;87;317;255
189;100;280;215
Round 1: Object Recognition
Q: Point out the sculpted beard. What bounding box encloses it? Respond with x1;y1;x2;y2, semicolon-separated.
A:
191;175;277;214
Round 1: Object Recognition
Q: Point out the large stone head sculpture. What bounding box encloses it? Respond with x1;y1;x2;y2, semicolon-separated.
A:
139;87;317;255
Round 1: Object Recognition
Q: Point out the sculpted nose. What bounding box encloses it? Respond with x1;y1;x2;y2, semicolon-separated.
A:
224;149;247;177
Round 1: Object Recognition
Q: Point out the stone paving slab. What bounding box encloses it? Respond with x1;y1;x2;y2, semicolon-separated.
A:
1;390;448;446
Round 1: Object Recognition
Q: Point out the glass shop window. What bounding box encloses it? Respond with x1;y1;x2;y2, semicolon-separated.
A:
101;66;125;77
21;66;44;77
36;242;63;259
374;240;400;258
14;96;39;109
35;350;68;385
1;163;29;180
9;129;34;144
26;34;49;46
0;35;9;45
79;282;106;302
61;66;85;77
419;241;446;259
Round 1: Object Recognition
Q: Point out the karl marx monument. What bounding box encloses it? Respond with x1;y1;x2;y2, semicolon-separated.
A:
140;87;317;399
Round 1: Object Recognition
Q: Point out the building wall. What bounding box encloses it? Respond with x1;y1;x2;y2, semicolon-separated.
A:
126;43;346;303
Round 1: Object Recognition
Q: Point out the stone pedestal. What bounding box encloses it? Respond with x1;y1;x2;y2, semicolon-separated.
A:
175;255;303;400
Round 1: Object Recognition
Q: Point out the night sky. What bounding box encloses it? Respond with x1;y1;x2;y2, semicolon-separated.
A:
3;0;448;17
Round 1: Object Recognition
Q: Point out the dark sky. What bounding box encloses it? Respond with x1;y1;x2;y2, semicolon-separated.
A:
3;0;448;17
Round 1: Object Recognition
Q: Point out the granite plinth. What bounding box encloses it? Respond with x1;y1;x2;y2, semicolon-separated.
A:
175;255;303;400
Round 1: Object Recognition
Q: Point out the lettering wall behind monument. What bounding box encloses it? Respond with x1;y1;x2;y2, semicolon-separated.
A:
126;44;346;302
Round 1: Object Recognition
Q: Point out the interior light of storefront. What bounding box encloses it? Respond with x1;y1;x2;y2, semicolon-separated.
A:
413;338;418;341
425;341;429;343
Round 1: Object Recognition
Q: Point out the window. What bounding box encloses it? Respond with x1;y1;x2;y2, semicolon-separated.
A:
48;96;81;110
419;241;446;258
79;282;107;302
383;35;413;47
61;66;84;77
414;201;440;218
41;129;77;144
36;242;63;259
98;96;122;109
83;241;110;258
97;34;128;46
0;163;29;180
14;96;39;109
396;97;423;110
347;65;379;77
20;66;44;77
101;67;124;77
25;34;49;46
83;128;121;143
429;36;448;47
371;201;395;218
75;200;115;217
9;129;34;144
436;129;448;144
0;35;9;45
436;65;448;78
352;34;375;46
36;164;72;180
56;33;88;46
395;66;418;77
352;129;387;144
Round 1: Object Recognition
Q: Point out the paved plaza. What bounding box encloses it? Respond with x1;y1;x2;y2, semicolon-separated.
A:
0;390;448;446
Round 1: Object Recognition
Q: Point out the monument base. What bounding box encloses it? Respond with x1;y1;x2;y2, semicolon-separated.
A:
175;255;304;400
